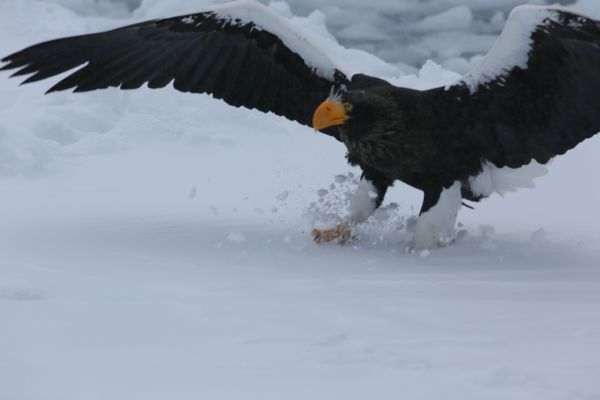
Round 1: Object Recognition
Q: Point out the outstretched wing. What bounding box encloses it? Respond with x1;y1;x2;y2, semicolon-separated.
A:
0;0;348;127
442;6;600;169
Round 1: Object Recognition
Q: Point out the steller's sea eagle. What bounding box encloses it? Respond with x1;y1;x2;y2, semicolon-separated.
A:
2;1;600;249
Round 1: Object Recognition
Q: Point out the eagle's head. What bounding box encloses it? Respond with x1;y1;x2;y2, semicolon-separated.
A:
312;90;402;166
312;90;382;139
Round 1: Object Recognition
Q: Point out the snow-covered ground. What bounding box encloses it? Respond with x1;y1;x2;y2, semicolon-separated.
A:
1;1;600;399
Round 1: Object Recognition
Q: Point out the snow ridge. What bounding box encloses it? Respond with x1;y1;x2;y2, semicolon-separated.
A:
451;6;560;93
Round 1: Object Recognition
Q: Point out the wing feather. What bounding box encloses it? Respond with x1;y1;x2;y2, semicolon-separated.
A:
442;6;600;169
1;0;348;127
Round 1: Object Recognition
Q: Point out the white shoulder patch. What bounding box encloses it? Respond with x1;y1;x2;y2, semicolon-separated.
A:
468;160;549;198
196;0;344;80
449;6;561;93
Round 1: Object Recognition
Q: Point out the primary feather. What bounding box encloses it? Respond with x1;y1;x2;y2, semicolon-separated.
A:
1;0;349;127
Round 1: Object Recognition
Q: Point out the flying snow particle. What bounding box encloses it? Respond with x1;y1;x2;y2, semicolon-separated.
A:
530;228;548;243
227;232;246;243
276;190;289;201
334;175;347;183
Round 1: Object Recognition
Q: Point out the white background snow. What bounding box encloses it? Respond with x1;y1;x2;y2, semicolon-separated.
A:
1;1;599;399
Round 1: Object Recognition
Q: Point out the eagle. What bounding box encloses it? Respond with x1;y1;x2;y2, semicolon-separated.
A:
2;1;600;249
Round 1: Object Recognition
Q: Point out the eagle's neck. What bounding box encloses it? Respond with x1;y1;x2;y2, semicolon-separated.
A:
341;132;400;169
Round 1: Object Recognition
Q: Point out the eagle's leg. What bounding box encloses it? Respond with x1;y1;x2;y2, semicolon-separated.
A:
313;169;391;244
348;174;387;223
413;182;462;250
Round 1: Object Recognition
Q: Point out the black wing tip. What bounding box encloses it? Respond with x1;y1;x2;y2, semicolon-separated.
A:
45;82;74;94
10;66;34;78
0;59;17;71
21;73;44;85
44;86;62;95
1;47;29;67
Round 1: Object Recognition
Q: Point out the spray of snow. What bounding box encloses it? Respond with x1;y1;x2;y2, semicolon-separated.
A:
304;172;413;246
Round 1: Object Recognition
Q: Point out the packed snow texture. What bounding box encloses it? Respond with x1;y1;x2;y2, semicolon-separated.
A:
1;1;600;400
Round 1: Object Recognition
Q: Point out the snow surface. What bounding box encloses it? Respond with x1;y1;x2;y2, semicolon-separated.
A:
1;1;600;399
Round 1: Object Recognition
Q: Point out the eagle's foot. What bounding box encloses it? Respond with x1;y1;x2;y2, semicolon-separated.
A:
312;224;356;245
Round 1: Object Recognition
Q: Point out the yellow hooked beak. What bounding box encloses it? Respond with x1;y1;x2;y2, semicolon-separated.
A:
312;100;350;131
